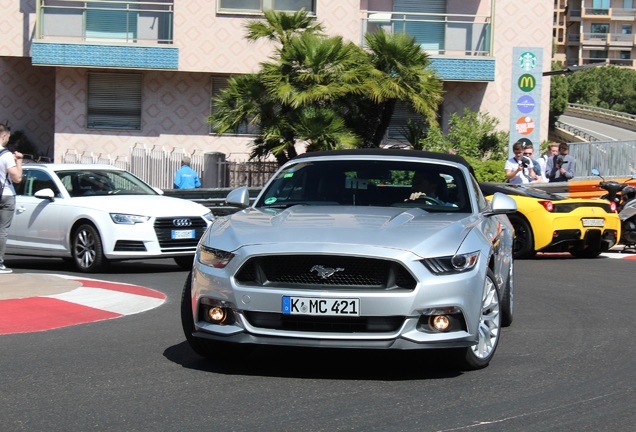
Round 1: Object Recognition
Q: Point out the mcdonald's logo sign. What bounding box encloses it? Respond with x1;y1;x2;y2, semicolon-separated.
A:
518;74;536;92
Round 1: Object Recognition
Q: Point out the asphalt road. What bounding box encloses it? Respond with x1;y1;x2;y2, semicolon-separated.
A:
2;253;636;432
559;115;636;142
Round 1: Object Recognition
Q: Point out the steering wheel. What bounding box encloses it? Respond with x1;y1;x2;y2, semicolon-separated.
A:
411;195;442;205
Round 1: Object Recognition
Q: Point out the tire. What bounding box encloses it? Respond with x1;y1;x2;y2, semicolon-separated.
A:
508;214;536;259
72;223;108;273
174;255;195;269
451;269;502;371
500;261;514;327
180;272;219;358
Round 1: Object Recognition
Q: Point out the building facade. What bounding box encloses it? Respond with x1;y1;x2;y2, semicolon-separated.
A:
555;0;636;68
1;0;553;166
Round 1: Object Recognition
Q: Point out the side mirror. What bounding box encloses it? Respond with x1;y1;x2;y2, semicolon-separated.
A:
485;192;517;216
591;168;600;176
34;188;55;201
226;186;250;208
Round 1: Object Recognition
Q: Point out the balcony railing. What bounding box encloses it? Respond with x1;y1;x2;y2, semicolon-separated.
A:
361;10;492;56
581;57;635;68
612;8;636;20
36;0;174;44
582;32;636;47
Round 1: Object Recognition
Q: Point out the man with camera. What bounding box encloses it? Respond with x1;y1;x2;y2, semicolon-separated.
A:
545;142;575;183
505;141;539;184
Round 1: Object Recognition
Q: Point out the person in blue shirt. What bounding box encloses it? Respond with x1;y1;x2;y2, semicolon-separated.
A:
174;156;201;189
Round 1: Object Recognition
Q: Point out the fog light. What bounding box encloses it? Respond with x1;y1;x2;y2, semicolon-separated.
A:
430;315;451;331
208;306;226;323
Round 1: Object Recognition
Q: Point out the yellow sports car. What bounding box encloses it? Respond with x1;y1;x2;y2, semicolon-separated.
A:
480;182;621;258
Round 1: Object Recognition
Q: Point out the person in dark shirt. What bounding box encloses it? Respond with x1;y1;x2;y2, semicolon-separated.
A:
545;142;575;182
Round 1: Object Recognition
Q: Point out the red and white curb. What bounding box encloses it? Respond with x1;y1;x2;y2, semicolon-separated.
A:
0;275;166;335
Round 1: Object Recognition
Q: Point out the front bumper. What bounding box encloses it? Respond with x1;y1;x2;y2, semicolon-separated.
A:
188;244;492;350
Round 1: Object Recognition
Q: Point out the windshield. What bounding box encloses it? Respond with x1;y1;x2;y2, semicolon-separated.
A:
256;159;472;213
56;169;158;197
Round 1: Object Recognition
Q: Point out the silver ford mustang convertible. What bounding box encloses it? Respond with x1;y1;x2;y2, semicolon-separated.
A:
181;150;517;370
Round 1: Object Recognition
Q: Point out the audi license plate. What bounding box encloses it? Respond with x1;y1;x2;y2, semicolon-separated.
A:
582;218;604;227
282;296;359;316
171;229;195;240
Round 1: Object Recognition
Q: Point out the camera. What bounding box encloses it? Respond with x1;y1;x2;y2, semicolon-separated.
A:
520;156;531;168
556;155;565;167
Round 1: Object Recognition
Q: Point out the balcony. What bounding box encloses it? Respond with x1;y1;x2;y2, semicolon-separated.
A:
569;8;582;21
32;0;177;70
582;32;636;49
610;8;636;21
581;56;635;68
361;10;494;81
582;32;609;46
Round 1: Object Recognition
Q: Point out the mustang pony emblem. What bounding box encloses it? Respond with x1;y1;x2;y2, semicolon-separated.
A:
310;265;344;279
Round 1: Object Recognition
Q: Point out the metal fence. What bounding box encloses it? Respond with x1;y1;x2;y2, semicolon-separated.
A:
569;140;636;179
60;138;636;189
61;144;279;189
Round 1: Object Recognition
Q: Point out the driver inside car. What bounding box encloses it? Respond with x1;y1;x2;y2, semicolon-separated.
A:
406;171;457;207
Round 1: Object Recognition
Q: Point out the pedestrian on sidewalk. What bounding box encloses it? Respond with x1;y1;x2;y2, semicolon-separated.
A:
0;123;24;274
173;156;201;189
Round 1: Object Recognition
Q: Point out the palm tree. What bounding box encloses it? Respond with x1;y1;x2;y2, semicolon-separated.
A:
354;30;444;147
209;12;444;163
245;8;324;48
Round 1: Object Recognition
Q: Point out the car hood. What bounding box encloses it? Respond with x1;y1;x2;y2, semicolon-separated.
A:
205;205;477;256
67;195;210;217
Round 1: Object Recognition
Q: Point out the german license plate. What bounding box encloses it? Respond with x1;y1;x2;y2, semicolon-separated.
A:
582;218;604;227
171;229;195;240
282;296;360;316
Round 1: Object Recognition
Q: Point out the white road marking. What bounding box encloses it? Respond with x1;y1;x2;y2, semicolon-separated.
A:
45;287;165;315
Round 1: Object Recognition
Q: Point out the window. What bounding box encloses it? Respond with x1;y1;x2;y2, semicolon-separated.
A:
620;51;631;60
624;1;634;9
86;2;137;42
592;0;610;8
622;25;633;35
591;23;609;35
218;0;315;14
87;73;142;130
16;170;61;198
210;76;258;135
589;49;608;61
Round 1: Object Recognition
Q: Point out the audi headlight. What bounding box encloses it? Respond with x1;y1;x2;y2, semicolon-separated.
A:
198;245;235;268
421;251;480;275
202;212;214;222
110;213;151;225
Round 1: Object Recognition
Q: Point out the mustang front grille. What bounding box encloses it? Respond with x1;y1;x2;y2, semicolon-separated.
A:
244;311;404;333
235;255;416;290
154;217;208;250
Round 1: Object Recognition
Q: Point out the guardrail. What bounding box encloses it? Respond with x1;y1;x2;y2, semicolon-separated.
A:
554;121;601;142
563;103;636;132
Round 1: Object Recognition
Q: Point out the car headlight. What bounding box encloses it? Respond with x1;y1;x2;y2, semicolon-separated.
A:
202;212;214;222
110;213;151;225
198;245;235;268
421;251;480;275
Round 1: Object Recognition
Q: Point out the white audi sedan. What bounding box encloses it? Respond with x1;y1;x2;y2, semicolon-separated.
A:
7;164;213;272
